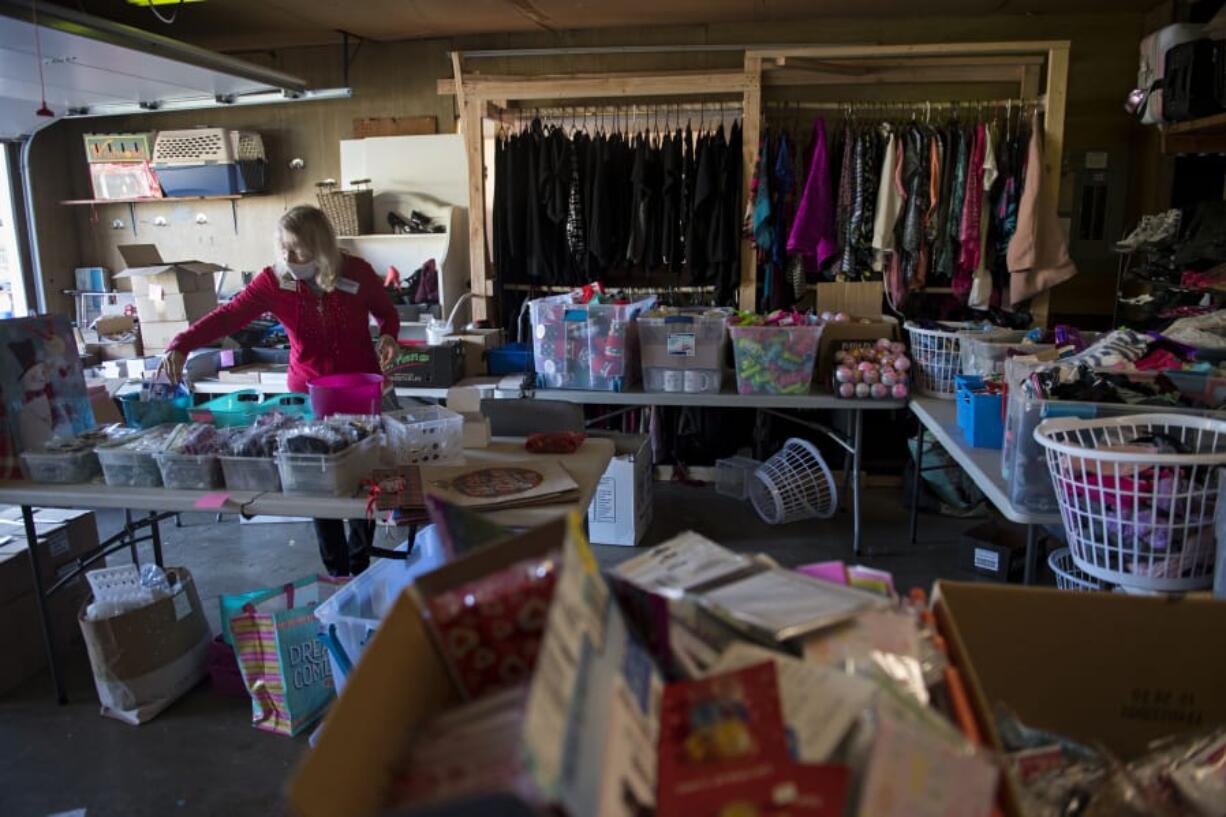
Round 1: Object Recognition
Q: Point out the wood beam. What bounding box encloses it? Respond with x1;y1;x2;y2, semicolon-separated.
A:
460;96;488;322
438;70;747;101
740;55;762;311
762;65;1025;86
748;41;1072;61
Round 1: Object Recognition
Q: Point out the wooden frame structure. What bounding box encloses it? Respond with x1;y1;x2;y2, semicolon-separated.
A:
440;40;1070;325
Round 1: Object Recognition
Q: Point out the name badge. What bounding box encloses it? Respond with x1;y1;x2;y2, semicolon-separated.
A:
278;275;299;292
335;277;360;295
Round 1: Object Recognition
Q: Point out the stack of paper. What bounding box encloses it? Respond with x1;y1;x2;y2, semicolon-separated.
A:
420;459;579;511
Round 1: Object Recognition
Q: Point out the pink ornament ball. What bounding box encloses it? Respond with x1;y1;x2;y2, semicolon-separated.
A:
835;366;855;383
893;356;911;372
881;371;898;387
863;368;881;384
855;382;870;398
857;361;876;373
838;382;856;398
820;311;835;322
892;383;909;399
834;312;850;322
890;341;907;355
870;383;889;399
875;338;893;351
834;350;848;364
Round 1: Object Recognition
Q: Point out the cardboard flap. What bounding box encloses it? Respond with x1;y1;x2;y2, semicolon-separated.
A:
815;282;885;319
115;244;227;278
93;315;135;336
117;243;164;269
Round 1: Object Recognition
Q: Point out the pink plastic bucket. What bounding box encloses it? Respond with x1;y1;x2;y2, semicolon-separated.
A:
308;373;384;417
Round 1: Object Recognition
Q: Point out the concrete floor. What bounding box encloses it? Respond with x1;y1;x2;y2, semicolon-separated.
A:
0;483;992;817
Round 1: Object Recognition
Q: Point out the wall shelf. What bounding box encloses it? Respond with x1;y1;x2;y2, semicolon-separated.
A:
337;232;448;240
60;194;248;205
1161;112;1226;156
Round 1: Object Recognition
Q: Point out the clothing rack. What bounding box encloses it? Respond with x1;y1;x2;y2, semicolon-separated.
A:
762;97;1044;112
441;40;1070;325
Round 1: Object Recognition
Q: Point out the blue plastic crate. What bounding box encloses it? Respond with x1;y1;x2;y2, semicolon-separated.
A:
188;389;263;427
487;342;533;375
152;163;242;197
259;392;313;420
956;378;1004;449
954;375;981;431
120;386;191;429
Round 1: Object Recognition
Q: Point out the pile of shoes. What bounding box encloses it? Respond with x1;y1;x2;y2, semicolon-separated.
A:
388;210;446;234
1114;208;1181;253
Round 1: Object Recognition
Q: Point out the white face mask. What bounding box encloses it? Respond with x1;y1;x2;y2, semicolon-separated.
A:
287;260;318;281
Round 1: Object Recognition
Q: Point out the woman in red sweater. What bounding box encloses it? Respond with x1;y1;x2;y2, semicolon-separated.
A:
162;205;399;576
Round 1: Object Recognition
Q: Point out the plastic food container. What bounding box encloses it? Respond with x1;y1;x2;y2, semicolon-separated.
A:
259;393;313;421
120;390;191;429
383;407;463;465
155;451;224;490
729;323;823;395
308;373;384;418
276;434;380;496
188;390;263;427
219;456;282;492
639;310;730;394
21;448;101;484
529;295;656;391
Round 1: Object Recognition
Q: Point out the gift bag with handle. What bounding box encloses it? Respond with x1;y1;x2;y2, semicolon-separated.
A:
230;575;348;736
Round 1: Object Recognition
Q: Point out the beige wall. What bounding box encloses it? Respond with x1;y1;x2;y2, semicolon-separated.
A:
31;12;1147;318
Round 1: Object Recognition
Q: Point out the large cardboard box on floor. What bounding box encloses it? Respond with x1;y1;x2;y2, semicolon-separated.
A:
586;432;653;547
934;581;1226;817
114;244;225;298
0;508;99;695
813;282;900;387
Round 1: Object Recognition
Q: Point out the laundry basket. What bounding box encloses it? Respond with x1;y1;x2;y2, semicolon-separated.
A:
905;321;987;398
1034;413;1226;593
749;438;837;524
1047;547;1108;592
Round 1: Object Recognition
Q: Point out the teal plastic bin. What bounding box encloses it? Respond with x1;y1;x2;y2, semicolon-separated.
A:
188;389;263;427
259;393;314;420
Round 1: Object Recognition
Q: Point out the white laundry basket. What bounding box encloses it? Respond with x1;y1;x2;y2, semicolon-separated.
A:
904;321;986;398
1047;547;1108;592
1034;413;1226;593
749;438;837;524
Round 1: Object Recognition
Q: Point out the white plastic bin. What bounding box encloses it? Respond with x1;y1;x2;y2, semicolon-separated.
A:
715;456;761;500
529;294;656;391
277;434;380;496
96;427;176;488
639;311;730;394
383;406;464;465
313;527;447;693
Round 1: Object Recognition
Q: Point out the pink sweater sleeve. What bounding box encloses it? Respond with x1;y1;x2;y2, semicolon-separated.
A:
168;270;274;354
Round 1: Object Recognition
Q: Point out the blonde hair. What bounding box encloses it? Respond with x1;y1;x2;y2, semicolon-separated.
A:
275;205;343;292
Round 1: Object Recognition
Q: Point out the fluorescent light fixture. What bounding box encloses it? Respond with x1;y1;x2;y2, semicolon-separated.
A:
63;86;353;118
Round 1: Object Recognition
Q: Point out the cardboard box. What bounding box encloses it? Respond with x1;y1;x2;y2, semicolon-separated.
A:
384;341;466;387
138;320;190;353
586;433;654;547
114;244;225;298
0;508;100;600
934;581;1226;816
813;282;900;387
135;291;217;324
87;338;144;362
0;568;90;695
958;522;1026;582
446;328;504;377
89;383;124;425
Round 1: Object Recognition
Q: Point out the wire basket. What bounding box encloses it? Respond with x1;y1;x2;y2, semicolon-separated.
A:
749;438;837;524
1047;547;1108;591
316;179;373;237
904;321;987;398
1034;413;1226;592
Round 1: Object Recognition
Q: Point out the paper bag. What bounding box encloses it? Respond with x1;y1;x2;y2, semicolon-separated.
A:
78;566;211;725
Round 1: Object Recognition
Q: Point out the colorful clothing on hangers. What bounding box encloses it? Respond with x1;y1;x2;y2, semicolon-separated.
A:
787;118;837;270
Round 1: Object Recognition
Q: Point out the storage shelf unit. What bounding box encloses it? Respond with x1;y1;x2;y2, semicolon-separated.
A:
60;195;246;205
1162;111;1226;155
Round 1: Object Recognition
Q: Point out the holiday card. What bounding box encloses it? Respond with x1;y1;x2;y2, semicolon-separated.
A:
420;459;580;510
0;315;95;479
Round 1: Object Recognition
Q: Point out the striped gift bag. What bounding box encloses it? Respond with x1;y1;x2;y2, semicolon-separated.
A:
230;575;348;736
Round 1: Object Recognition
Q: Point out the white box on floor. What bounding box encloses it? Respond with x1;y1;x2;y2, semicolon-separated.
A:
586;432;653;547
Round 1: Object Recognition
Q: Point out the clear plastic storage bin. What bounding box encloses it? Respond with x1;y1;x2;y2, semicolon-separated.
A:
729;324;822;395
529;294;656;391
155;451;224;490
21;449;100;484
313;529;447;693
715;456;761;500
277;434;380;496
219;456;282;492
383;406;463;465
639;311;730;394
959;331;1045;376
96;427;176;488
